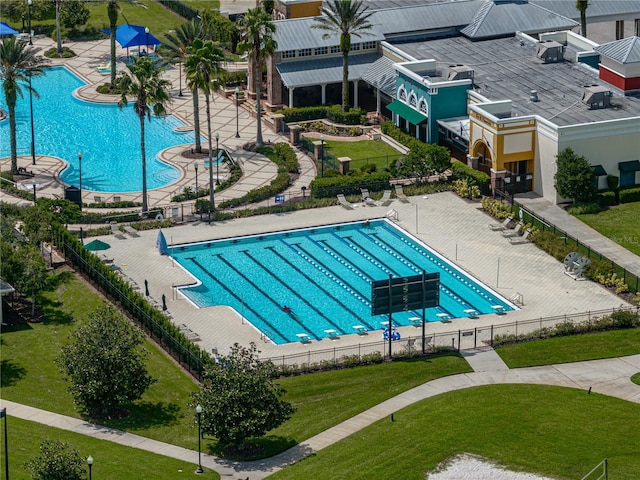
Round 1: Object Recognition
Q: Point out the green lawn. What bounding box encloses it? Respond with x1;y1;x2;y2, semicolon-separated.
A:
269;385;640;480
324;139;401;172
632;372;640;385
0;417;220;480
576;202;640;256
84;1;186;38
495;329;640;368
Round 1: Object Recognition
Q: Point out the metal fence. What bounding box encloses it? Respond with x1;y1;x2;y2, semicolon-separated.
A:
263;306;638;371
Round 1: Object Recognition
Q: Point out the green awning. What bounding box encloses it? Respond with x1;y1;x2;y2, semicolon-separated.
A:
592;165;607;176
619;160;640;172
387;100;427;125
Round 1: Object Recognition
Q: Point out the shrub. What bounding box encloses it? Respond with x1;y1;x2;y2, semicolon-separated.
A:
481;197;512;219
452;178;480;198
450;162;490;195
598;191;617;206
619;186;640;204
276;105;366;125
567;202;601;215
609;310;639;328
530;230;574;262
310;171;391;199
44;46;76;58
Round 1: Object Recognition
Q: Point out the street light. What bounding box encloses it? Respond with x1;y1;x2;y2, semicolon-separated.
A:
235;87;240;138
178;62;183;96
87;456;93;480
28;0;33;45
319;134;325;177
78;151;83;209
195;405;203;474
194;161;201;220
144;27;149;56
28;71;35;165
215;132;220;185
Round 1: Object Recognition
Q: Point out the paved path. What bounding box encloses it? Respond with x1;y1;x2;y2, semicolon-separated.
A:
3;353;640;479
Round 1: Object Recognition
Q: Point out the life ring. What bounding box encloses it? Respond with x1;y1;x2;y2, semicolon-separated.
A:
155;213;164;221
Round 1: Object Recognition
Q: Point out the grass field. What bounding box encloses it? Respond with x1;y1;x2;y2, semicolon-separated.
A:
576;202;640;257
268;384;640;480
324;139;401;172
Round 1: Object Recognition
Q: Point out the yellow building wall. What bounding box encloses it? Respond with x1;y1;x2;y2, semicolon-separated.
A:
289;1;322;18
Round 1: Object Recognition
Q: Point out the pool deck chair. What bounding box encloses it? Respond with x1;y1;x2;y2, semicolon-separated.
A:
492;305;506;315
489;216;513;231
509;228;532;244
409;317;422;327
464;309;479;319
394;184;410;203
324;329;340;340
361;188;375;206
378;190;393;206
337;194;355;210
296;333;312;344
124;225;140;237
110;223;126;239
353;325;367;335
501;222;523;238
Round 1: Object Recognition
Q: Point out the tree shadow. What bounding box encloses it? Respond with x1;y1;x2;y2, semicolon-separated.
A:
208;435;298;461
1;359;27;387
96;401;182;431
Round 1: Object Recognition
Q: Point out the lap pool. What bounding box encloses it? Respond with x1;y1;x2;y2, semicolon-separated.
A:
171;220;516;345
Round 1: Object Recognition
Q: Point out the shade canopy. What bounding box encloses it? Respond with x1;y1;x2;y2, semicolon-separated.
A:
84;239;111;251
387;100;428;125
0;22;19;36
101;24;160;49
156;229;168;255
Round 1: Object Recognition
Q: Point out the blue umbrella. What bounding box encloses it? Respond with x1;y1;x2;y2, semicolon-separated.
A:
0;22;19;36
101;24;160;49
156;229;168;255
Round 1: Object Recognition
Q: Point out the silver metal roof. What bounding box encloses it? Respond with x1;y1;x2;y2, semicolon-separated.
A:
276;52;382;88
461;0;578;39
531;0;640;21
595;36;640;65
361;55;397;96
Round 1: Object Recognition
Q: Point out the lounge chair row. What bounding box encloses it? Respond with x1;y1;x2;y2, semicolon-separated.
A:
494;220;533;244
110;222;139;239
337;187;403;210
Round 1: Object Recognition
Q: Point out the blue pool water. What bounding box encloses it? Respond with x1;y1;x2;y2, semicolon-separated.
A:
171;220;515;345
0;66;195;192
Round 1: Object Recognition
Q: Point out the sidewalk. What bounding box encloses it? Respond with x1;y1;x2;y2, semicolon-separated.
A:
3;353;640;479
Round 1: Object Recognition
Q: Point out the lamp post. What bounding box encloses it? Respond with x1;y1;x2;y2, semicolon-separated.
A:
28;71;35;165
144;27;149;56
28;0;33;45
235;87;240;138
78;151;83;209
87;456;93;480
215;132;220;185
195;405;203;474
22;14;25;32
319;134;325;177
208;144;214;225
194;161;201;220
178;62;183;96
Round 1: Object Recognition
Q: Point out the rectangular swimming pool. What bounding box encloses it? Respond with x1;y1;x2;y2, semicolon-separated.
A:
171;220;515;344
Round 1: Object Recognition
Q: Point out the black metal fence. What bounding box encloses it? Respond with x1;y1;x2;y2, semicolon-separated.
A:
263;306;638;371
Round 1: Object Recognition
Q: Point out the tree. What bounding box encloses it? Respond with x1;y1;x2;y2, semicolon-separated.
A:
61;0;90;30
54;0;62;55
13;244;48;317
554;147;597;204
58;305;155;416
398;144;451;182
25;439;85;480
238;7;277;148
0;36;46;174
576;0;588;37
192;343;295;447
313;0;373;112
162;18;207;153
107;0;120;90
117;57;171;214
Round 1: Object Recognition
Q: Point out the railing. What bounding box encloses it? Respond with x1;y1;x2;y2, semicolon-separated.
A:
263;306;638;369
580;458;608;480
516;202;640;293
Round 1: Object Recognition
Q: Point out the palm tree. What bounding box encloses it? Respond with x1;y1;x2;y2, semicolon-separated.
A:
54;0;63;55
162;18;207;153
185;39;225;218
0;37;45;174
313;0;373;112
117;57;171;214
107;0;120;90
576;0;588;37
238;7;277;148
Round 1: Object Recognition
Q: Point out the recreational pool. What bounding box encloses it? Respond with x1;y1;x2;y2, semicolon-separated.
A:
0;66;194;192
171;220;515;345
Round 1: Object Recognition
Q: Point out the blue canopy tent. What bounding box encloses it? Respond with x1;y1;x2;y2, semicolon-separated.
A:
101;24;160;57
0;22;19;36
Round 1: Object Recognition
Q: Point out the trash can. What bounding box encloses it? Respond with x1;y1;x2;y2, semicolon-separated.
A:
65;186;82;208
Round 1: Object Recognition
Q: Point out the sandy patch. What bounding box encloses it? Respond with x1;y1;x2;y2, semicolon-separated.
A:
427;454;555;480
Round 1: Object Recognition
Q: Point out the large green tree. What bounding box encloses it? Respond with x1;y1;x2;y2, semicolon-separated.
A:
162;18;207;153
313;0;373;112
117;57;171;214
576;0;589;37
0;36;46;174
554;147;597;204
58;305;156;416
398;144;451;183
192;343;295;447
238;6;277;148
25;439;85;480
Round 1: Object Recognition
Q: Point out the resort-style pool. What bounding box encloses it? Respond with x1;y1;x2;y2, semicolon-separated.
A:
0;66;194;192
171;220;516;344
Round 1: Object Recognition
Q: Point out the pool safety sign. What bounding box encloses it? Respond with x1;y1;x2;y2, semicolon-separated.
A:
275;195;285;203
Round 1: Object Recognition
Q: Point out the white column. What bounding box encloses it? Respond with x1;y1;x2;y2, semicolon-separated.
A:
321;84;327;105
353;79;359;109
394;113;399;127
376;88;381;115
635;19;640;37
288;87;295;108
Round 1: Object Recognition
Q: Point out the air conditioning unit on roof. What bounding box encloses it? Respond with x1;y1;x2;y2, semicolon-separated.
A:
447;64;474;81
536;40;565;64
581;85;612;109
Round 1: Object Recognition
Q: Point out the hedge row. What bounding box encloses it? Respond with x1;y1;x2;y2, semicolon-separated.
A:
277;105;366;125
619;186;640;204
309;171;392;199
450;162;490;195
157;0;199;20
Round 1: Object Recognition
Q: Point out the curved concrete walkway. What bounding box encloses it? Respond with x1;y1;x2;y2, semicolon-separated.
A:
3;351;640;479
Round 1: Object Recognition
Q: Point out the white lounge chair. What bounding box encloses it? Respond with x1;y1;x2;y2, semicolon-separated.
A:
509;228;533;244
378;190;393;206
110;223;126;239
337;194;355;210
394;184;410;203
124;225;140;237
489;216;513;231
501;222;523;238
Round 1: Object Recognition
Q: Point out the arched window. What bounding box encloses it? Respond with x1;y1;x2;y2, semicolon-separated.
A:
418;98;428;115
409;93;417;107
398;86;407;101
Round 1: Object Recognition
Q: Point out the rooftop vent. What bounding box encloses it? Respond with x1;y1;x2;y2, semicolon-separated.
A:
581;85;612;109
536;40;565;64
447;64;475;81
530;90;539;102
